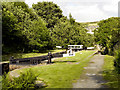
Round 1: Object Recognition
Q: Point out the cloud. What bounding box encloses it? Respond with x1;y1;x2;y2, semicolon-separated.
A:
59;1;118;22
25;0;119;22
64;4;108;22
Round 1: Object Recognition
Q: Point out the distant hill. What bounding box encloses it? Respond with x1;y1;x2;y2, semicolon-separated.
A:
82;21;99;24
83;21;99;34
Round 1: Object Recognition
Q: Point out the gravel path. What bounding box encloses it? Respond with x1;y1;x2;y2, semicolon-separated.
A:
73;53;107;88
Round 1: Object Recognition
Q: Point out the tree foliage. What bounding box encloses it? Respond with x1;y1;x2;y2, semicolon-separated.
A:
32;2;63;28
2;2;50;53
51;14;93;48
94;17;120;73
2;1;95;54
94;17;120;55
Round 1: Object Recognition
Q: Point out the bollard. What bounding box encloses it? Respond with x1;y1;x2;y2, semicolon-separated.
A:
48;52;52;64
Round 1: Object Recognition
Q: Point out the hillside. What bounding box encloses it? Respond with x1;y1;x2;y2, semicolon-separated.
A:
84;22;99;34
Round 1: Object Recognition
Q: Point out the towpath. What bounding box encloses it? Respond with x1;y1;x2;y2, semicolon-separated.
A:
73;53;107;88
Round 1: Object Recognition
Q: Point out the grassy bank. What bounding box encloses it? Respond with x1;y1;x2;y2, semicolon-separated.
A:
6;50;96;88
2;49;65;61
102;55;119;88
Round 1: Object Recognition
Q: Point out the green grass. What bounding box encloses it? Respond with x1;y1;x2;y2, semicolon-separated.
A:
2;49;65;61
102;55;119;88
11;50;96;88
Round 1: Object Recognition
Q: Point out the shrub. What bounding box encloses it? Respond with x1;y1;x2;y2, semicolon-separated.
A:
2;69;38;89
114;48;120;74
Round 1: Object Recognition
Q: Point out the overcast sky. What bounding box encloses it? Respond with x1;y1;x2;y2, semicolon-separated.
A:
25;0;119;22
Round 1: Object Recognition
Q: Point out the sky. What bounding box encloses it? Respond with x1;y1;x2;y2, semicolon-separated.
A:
25;0;119;22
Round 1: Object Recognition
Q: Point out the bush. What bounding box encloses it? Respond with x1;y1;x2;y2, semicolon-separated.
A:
2;69;38;89
114;48;120;74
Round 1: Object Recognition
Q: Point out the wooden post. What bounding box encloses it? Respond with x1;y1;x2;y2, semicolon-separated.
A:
48;52;52;64
0;62;9;75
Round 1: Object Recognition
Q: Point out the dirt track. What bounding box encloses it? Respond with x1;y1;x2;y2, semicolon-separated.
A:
73;54;107;88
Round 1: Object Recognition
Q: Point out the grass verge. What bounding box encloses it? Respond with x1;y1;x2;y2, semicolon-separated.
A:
102;55;119;88
9;50;96;88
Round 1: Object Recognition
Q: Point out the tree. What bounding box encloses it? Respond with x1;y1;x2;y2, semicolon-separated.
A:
51;15;90;48
69;13;75;24
2;2;28;53
32;2;63;28
94;17;120;55
27;18;50;51
2;2;51;53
